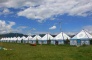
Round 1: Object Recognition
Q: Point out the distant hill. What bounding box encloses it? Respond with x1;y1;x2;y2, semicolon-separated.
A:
0;33;28;38
0;33;75;38
69;35;75;38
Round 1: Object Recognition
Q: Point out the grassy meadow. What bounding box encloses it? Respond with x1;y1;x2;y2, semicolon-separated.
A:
0;42;92;60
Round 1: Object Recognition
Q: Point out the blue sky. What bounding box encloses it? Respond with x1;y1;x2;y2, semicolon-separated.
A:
0;0;92;35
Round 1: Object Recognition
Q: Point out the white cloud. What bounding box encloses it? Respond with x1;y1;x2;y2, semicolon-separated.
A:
0;8;12;15
34;31;49;34
0;20;15;34
49;26;56;30
65;32;76;35
17;0;92;22
0;0;43;8
83;25;92;33
0;0;92;22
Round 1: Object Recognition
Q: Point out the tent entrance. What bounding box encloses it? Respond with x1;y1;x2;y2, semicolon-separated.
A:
77;39;81;45
47;40;51;44
36;40;38;44
55;40;58;45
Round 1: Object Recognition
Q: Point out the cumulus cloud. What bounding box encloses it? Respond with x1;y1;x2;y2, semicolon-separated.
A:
0;0;92;22
17;0;92;22
65;32;76;35
0;0;43;8
0;8;13;15
83;25;92;33
0;20;15;34
49;26;56;30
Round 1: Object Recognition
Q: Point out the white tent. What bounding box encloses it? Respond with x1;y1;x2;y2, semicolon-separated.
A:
7;37;11;42
17;37;22;43
9;37;13;42
10;37;17;43
12;37;17;43
27;36;32;43
22;36;29;43
31;35;41;44
0;38;3;42
72;30;92;39
53;32;70;44
1;38;5;42
29;35;41;44
54;32;70;40
1;37;8;42
40;33;54;44
32;35;41;40
28;36;32;40
70;30;92;45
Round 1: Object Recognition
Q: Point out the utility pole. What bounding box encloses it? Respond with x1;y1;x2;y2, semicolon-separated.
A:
58;21;64;40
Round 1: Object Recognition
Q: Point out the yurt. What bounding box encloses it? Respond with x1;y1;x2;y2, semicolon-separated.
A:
0;38;5;42
0;38;3;42
6;37;10;42
10;37;14;42
30;35;41;44
2;37;5;42
2;38;5;42
40;33;54;44
17;37;22;43
22;36;28;43
70;30;92;45
27;36;32;43
53;32;70;45
13;37;17;43
32;35;41;44
7;37;11;42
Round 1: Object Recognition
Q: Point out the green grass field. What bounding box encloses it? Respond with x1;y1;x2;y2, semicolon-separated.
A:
0;42;92;60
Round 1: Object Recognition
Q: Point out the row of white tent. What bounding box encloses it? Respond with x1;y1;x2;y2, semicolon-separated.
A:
0;30;92;45
0;32;70;44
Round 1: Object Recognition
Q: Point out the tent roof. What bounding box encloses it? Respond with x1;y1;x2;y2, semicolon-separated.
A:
28;36;32;38
32;35;41;40
41;34;54;40
72;30;92;39
21;36;26;39
54;32;70;40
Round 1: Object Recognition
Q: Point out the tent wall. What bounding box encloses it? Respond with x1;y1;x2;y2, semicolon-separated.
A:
23;40;28;43
29;40;33;44
42;40;47;44
70;40;77;45
51;40;55;44
31;40;36;44
38;40;42;44
17;40;21;43
70;39;90;45
38;40;47;44
58;40;64;44
81;40;90;45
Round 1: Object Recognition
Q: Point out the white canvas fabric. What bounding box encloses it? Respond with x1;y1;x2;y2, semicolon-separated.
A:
72;30;92;39
32;35;41;40
13;37;17;40
21;36;27;40
28;36;32;40
17;37;22;40
41;34;54;40
54;32;70;40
